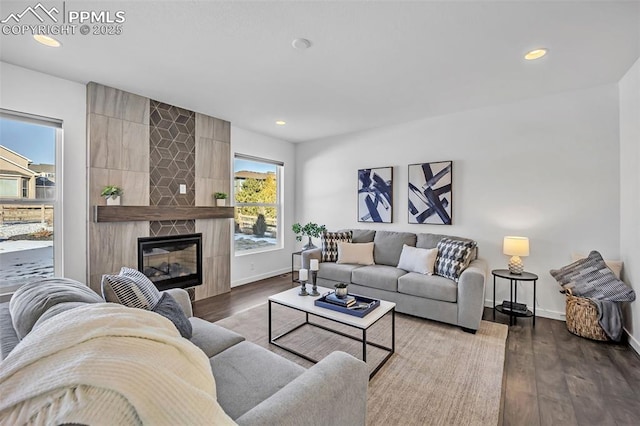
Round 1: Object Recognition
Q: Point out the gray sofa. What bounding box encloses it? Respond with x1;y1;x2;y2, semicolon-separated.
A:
303;230;487;332
0;286;368;425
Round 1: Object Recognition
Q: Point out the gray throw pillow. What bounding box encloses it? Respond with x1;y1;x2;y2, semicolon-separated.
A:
434;238;477;282
550;251;635;301
373;230;417;266
9;278;103;339
152;293;193;338
101;267;161;310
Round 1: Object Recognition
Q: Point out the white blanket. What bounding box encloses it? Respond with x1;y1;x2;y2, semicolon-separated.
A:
0;303;236;425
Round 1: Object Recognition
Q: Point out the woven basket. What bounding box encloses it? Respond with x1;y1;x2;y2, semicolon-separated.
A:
565;288;609;341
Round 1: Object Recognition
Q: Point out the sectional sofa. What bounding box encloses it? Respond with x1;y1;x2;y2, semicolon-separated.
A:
0;279;368;425
302;229;487;332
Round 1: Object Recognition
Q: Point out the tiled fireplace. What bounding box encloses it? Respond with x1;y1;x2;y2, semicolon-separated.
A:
87;82;231;301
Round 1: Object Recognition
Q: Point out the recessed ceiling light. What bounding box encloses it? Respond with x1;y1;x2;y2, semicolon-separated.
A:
291;38;311;50
275;120;286;126
33;35;61;47
524;48;547;60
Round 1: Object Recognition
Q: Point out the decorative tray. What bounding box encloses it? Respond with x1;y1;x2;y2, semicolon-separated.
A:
314;292;381;318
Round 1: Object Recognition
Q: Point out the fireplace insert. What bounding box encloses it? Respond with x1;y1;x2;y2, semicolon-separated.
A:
137;233;202;291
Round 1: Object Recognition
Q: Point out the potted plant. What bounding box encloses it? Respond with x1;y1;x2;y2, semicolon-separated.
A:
292;222;327;250
213;192;228;207
101;185;123;206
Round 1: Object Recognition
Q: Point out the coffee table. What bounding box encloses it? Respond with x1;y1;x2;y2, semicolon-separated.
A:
268;286;395;378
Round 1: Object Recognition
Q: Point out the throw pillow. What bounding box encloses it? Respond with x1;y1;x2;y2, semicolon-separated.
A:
101;268;161;310
9;278;104;340
551;251;635;301
336;242;375;265
571;253;623;279
434;238;477;282
152;293;193;339
321;231;353;262
397;244;438;275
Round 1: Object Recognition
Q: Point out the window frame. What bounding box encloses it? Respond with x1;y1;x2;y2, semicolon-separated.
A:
233;154;284;256
0;109;63;298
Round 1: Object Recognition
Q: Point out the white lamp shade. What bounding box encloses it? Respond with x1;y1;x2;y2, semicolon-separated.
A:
503;236;530;257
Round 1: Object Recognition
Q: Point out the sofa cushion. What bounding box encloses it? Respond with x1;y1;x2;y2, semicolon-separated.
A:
318;262;364;283
337;242;375;265
152;292;192;339
210;341;305;419
9;278;103;340
398;273;458;302
350;229;376;243
0;302;19;359
321;231;352;262
33;301;87;331
351;265;407;292
189;317;245;358
397;244;438;275
102;267;161;310
373;230;417;266
434;238;477;282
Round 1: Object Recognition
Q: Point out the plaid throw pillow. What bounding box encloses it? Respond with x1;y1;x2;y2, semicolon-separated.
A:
434;238;477;282
321;231;353;262
101;267;161;310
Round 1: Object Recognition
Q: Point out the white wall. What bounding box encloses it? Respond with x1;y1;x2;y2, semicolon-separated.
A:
295;85;621;319
619;57;640;353
0;62;87;283
231;125;296;286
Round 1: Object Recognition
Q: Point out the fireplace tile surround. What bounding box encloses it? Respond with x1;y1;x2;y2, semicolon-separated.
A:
87;82;231;300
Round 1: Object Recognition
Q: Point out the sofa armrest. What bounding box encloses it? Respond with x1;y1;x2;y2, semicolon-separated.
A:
301;248;322;269
457;258;487;331
163;288;193;317
236;351;368;426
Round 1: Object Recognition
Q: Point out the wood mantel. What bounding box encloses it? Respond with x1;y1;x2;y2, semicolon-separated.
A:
94;205;234;222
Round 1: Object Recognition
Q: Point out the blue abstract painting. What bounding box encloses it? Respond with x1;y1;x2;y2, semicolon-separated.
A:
408;161;452;225
358;167;393;223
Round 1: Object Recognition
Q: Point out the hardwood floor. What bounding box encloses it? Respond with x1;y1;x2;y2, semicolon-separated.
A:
193;274;640;425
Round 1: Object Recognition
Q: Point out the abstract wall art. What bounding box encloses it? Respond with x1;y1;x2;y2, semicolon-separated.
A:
358;167;393;223
408;161;452;225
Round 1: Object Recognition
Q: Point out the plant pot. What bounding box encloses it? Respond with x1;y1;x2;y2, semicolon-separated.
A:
302;236;316;250
215;199;226;207
334;283;349;299
106;196;121;206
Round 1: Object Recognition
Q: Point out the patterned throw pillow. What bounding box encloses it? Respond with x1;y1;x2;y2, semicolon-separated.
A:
434;238;477;282
321;231;353;262
550;251;635;301
101;267;161;310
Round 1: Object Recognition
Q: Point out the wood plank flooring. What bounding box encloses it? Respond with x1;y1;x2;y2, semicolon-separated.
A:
193;274;640;425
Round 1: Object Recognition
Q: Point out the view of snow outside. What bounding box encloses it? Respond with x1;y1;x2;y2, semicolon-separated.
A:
0;117;56;294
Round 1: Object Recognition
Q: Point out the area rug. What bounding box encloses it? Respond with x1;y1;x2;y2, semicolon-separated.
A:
215;303;508;425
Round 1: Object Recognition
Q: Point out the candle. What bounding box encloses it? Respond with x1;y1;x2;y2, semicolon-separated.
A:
310;259;319;271
299;268;308;281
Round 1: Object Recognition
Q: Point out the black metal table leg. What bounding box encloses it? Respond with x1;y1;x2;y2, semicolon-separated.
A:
533;279;537;327
362;329;367;362
493;274;496;321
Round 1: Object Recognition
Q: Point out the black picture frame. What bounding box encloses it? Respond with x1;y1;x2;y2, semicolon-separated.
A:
408;161;452;225
357;166;393;223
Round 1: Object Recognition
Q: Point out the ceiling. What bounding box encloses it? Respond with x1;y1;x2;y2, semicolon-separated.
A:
1;1;639;143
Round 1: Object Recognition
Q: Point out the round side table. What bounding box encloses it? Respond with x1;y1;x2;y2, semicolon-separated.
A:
492;269;538;326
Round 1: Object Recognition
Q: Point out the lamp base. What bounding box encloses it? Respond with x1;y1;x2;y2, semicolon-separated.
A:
508;256;524;274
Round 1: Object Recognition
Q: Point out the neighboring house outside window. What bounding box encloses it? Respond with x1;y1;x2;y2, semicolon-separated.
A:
234;154;283;254
0;111;61;298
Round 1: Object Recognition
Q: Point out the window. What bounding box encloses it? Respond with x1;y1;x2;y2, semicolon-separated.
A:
0;110;62;297
234;154;283;254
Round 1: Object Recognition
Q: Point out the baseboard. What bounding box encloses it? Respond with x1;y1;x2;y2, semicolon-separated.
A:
231;267;290;288
625;327;640;356
484;299;566;321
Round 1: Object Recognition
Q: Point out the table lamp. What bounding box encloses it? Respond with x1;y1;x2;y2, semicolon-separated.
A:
503;236;529;274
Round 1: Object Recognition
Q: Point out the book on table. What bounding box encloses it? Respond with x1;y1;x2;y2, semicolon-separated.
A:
325;293;356;307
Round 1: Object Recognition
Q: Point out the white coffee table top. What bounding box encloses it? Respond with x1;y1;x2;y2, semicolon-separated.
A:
269;286;395;329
